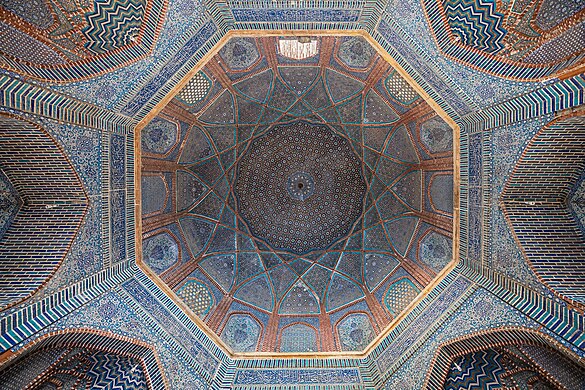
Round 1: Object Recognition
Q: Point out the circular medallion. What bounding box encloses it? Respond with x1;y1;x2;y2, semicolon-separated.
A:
287;172;315;201
235;121;366;254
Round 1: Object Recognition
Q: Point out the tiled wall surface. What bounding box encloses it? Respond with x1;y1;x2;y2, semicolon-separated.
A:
0;0;583;388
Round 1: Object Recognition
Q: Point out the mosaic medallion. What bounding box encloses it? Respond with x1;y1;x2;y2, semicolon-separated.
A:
142;232;179;273
221;314;261;352
235;121;366;254
337;313;375;351
219;38;260;70
338;36;374;69
286;172;315;201
141;117;178;155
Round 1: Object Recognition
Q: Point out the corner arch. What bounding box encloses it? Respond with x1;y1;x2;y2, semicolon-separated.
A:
423;327;585;390
0;328;168;389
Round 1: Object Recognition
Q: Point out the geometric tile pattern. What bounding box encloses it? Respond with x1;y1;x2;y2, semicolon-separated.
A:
385;70;420;105
141;175;168;216
444;348;504;390
443;0;507;54
177;72;212;105
140;35;455;352
235;121;366;254
279;323;318;352
109;133;127;265
177;279;214;317
3;349;148;389
430;174;454;214
425;325;585;390
85;351;148;389
444;346;573;390
83;0;146;54
120;276;219;382
424;0;585;79
384;278;420;316
0;0;166;81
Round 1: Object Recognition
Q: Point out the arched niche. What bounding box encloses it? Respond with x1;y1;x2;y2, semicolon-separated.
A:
0;113;88;310
424;327;585;390
0;329;167;389
501;112;585;307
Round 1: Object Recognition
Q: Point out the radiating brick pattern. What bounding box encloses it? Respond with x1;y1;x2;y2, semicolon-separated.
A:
0;114;88;309
501;115;585;305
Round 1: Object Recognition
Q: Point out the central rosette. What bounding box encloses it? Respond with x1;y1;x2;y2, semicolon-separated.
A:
235;121;366;254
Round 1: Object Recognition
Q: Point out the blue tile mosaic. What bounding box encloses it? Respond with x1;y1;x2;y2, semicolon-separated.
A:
231;9;361;22
1;2;584;388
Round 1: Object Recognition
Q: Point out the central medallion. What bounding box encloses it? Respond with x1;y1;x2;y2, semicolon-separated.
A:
235;121;366;254
287;172;315;201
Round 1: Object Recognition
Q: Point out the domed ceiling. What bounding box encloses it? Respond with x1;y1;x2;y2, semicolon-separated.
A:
140;36;455;353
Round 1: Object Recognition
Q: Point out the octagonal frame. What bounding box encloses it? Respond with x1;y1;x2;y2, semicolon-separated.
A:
134;30;460;359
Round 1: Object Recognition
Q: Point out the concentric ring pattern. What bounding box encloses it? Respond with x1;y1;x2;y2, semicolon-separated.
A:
235;121;366;254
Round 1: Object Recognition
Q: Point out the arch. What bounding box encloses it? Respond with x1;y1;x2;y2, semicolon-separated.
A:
0;0;168;82
278;322;319;353
422;0;585;80
428;172;454;216
423;327;585;390
141;173;170;217
335;311;376;351
501;112;585;306
0;328;167;389
0;113;88;310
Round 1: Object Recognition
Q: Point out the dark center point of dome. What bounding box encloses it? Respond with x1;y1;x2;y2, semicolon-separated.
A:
287;172;314;201
234;121;366;255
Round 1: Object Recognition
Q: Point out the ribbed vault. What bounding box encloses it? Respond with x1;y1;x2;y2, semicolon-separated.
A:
139;35;456;353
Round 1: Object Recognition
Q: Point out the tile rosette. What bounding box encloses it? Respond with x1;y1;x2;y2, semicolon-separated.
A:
235;121;366;255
